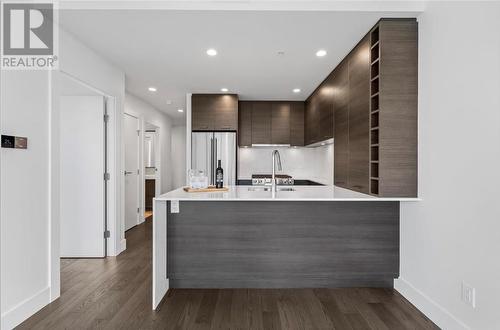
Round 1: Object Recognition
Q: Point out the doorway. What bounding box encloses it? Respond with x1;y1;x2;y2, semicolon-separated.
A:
59;73;110;258
124;113;140;231
144;123;160;220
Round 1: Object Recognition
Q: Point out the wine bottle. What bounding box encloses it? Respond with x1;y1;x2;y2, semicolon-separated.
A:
215;160;223;188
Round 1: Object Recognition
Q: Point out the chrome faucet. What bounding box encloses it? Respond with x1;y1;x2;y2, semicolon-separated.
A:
271;150;282;192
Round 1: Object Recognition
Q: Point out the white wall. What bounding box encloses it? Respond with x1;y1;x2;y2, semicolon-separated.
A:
1;26;127;328
1;71;52;329
124;93;173;194
238;144;334;185
397;3;500;329
59;28;125;258
171;125;187;189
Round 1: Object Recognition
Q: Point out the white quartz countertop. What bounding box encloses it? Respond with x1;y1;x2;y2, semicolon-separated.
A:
155;185;421;202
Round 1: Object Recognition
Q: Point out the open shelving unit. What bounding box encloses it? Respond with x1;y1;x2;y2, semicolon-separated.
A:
369;25;380;196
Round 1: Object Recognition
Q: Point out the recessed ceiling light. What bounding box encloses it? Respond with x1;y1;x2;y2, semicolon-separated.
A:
221;88;229;92
321;142;326;146
206;48;217;56
177;109;184;113
293;88;301;93
316;49;327;57
148;87;157;92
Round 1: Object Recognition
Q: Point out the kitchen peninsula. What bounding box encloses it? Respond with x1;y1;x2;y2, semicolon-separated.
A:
152;186;418;308
153;18;419;309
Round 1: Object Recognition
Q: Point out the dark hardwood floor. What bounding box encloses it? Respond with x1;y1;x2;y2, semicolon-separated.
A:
18;219;438;330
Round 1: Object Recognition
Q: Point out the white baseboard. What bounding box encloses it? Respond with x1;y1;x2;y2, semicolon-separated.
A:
395;278;470;330
120;238;127;254
1;286;50;330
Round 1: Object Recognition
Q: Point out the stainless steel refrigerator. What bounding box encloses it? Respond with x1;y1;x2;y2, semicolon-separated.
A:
191;132;236;186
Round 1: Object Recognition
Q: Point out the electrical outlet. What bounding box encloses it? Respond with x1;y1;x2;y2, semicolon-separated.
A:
170;200;179;213
461;282;476;308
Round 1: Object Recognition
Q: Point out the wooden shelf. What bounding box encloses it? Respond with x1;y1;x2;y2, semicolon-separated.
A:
370;126;379;131
371;92;379;98
370;177;379;180
371;40;380;49
371;58;380;66
371;75;379;82
371;109;379;115
370;143;379;147
370;160;379;163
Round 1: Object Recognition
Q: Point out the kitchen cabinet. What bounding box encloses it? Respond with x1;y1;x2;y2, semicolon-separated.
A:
318;75;335;141
347;36;370;194
333;60;349;188
290;102;305;146
332;18;417;197
191;94;238;131
305;93;320;145
271;102;290;144
238;101;252;147
368;19;418;197
305;77;334;146
238;101;305;147
250;101;272;144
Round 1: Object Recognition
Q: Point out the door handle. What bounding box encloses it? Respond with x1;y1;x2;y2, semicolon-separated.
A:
124;171;133;175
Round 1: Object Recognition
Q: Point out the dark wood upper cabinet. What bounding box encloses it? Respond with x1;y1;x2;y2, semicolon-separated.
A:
305;93;320;145
290;102;305;146
333;60;349;188
271;103;290;144
191;94;214;131
347;36;370;194
318;75;335;141
191;94;238;131
238;101;252;147
238;101;304;147
305;75;334;146
251;102;272;144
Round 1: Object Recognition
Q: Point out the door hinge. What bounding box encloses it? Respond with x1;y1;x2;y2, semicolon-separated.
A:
137;169;140;175
104;172;110;180
137;129;140;136
104;230;110;238
103;114;109;123
137;207;140;213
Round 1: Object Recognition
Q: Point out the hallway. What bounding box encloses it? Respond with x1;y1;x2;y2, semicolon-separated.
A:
18;220;437;329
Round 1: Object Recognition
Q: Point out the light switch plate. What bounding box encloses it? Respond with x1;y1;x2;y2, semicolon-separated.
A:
170;200;179;213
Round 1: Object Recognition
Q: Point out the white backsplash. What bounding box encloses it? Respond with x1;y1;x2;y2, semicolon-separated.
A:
238;144;334;185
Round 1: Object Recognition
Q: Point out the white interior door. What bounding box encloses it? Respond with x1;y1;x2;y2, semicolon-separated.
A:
60;96;105;257
124;113;140;231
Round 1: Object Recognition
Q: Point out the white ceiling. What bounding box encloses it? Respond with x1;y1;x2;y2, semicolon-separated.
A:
59;10;419;122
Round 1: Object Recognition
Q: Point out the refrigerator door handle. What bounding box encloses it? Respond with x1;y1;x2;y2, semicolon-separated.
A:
210;137;214;185
214;137;218;179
